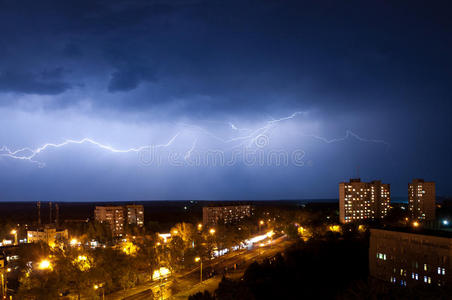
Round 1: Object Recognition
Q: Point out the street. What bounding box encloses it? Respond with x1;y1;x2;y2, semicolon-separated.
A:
104;235;291;300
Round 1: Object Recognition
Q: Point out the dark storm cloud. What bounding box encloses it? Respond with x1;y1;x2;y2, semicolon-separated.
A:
0;0;452;201
0;0;451;113
0;69;71;95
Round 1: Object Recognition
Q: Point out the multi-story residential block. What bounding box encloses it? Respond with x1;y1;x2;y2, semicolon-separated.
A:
94;206;125;235
27;225;69;246
408;179;436;221
203;204;253;226
95;204;144;235
339;179;390;223
126;205;144;227
369;228;451;287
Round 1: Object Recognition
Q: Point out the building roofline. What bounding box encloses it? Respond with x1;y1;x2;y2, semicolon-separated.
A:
370;226;452;239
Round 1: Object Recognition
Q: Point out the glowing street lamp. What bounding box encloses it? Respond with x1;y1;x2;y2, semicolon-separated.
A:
94;283;105;300
197;224;203;230
38;259;52;270
259;220;264;232
412;221;420;228
195;257;202;283
10;229;18;245
209;228;215;235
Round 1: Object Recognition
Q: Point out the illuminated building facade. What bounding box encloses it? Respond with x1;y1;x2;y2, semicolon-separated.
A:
339;179;390;223
27;226;69;246
408;179;436;221
126;205;144;227
95;205;144;235
95;206;125;235
203;204;253;226
369;228;451;287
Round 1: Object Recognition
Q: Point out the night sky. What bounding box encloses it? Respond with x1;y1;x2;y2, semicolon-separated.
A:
0;0;451;201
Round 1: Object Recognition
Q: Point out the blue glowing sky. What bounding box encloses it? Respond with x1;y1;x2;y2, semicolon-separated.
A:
0;0;451;201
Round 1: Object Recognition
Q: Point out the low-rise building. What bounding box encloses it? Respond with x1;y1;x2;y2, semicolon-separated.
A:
369;228;451;287
203;204;253;226
27;226;69;246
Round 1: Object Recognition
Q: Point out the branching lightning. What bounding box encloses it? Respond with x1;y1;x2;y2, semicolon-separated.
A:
305;130;390;148
0;111;389;167
0;133;180;167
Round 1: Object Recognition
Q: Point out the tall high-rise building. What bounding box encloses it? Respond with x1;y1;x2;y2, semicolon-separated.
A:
339;179;390;223
94;206;125;235
408;179;436;221
126;205;144;227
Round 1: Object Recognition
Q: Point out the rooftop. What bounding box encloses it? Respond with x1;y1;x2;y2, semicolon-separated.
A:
371;226;452;239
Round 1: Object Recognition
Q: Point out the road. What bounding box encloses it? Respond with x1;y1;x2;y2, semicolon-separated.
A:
104;235;291;300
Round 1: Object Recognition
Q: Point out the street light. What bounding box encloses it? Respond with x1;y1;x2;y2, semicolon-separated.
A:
38;259;52;270
94;283;105;300
195;257;202;283
1;272;6;300
259;220;264;232
10;230;17;246
209;228;215;235
412;221;420;228
197;224;203;231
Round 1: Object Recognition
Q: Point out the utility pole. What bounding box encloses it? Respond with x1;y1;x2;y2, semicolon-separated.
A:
1;268;7;300
200;260;203;283
195;257;202;283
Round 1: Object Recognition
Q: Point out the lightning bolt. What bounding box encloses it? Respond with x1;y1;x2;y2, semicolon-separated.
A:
0;133;180;167
232;111;305;148
229;122;238;130
305;130;390;148
0;111;389;167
